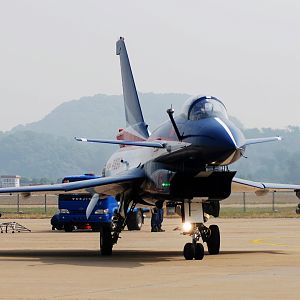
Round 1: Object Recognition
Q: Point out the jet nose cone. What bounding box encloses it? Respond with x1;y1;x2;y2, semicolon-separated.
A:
216;134;236;153
210;117;240;164
188;117;240;165
184;117;244;166
215;118;237;149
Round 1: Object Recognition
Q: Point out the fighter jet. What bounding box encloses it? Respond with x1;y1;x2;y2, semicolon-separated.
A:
1;37;300;260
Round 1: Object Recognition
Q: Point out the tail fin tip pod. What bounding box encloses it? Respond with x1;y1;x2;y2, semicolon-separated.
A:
116;37;149;140
116;36;124;55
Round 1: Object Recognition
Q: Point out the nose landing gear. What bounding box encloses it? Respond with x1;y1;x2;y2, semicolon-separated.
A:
182;200;221;260
183;223;220;260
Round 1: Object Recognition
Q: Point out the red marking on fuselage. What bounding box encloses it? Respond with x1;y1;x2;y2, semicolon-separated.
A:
116;129;146;148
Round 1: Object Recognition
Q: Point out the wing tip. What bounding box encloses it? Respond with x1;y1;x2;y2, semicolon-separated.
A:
75;137;87;142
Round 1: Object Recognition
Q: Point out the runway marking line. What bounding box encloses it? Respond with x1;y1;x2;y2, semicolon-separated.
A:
251;237;300;248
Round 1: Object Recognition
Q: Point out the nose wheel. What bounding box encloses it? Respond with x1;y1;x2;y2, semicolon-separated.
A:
194;243;205;260
183;242;205;260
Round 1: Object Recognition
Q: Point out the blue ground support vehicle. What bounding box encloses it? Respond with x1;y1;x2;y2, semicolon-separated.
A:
51;174;147;232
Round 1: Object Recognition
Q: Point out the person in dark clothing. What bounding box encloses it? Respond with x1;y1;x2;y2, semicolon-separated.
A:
151;207;165;232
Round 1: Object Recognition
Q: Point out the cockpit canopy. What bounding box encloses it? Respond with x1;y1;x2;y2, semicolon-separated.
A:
182;96;228;120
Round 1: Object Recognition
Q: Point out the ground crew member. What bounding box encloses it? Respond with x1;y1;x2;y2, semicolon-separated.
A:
151;207;165;232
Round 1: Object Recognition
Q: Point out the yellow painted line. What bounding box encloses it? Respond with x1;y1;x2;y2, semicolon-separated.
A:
251;238;300;248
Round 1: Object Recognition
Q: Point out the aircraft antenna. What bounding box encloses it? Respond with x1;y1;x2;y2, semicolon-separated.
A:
167;107;183;141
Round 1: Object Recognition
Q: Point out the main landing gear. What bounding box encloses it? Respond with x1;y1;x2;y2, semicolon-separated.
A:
182;200;220;260
99;213;124;256
99;195;139;256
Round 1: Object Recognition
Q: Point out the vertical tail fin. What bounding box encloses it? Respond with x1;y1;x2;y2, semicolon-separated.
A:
116;37;149;140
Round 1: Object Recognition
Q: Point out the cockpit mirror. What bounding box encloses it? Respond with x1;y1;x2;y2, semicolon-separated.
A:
204;102;213;113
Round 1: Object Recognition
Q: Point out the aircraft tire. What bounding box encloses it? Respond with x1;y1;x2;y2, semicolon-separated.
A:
64;224;74;232
183;242;194;260
91;224;101;232
126;210;143;231
100;225;113;256
207;225;220;255
194;243;205;260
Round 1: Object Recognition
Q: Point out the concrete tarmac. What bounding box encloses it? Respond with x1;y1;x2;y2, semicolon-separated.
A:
0;218;299;299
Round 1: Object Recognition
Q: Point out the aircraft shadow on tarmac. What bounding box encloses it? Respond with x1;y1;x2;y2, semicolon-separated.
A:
0;249;287;268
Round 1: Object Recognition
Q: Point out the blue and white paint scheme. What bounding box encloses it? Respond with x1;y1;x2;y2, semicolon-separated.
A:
0;37;299;260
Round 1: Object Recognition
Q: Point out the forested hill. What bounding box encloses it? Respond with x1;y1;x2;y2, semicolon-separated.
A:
0;93;300;184
0;93;189;180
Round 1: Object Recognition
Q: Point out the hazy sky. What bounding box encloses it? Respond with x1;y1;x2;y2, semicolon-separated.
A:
0;0;299;131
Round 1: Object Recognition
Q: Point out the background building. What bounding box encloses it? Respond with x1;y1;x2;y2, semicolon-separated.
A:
0;175;21;188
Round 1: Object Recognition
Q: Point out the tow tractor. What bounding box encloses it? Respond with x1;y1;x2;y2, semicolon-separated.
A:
51;174;147;232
